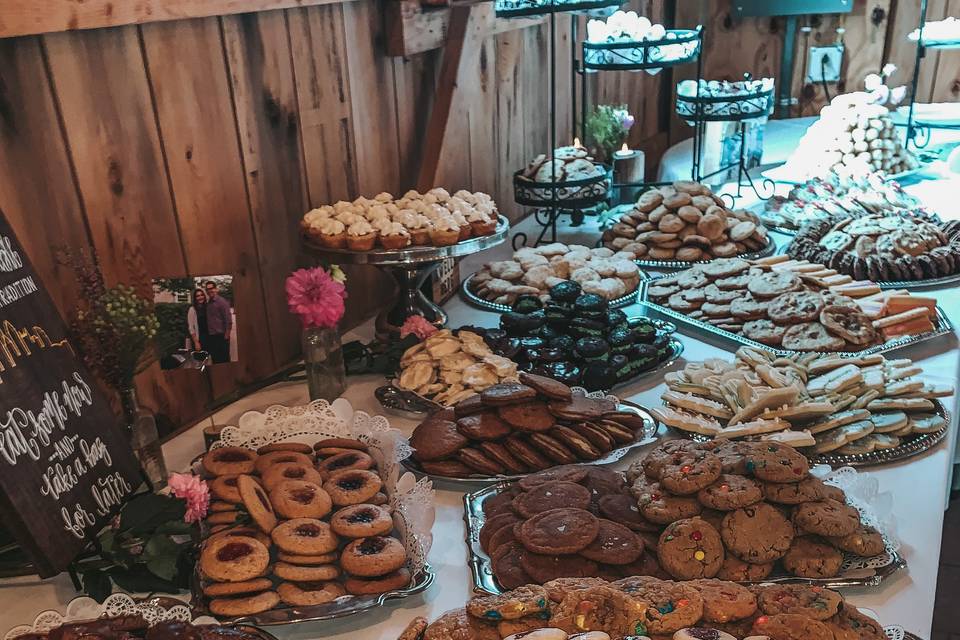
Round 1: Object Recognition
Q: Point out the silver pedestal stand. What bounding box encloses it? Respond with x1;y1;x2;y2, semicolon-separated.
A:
303;217;509;338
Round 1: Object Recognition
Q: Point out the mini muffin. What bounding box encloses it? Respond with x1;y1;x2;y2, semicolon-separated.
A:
429;216;461;246
315;218;346;249
396;209;431;245
377;221;412;250
346;219;377;251
468;208;497;236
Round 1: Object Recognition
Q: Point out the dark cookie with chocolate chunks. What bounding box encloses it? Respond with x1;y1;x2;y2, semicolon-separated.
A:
491;541;533;590
519;507;599;554
512;481;592;518
519;371;573;400
480;382;538;406
578;518;644;565
517;465;588;490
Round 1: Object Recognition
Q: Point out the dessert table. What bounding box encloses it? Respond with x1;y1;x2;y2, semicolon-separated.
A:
1;170;958;640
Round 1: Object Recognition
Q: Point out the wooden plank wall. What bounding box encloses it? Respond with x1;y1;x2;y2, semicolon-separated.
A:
0;0;956;432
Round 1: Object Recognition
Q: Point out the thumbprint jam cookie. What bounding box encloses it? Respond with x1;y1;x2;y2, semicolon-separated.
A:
277;581;346;606
271;517;340;555
262;461;323;491
203;447;257;476
316;450;376;476
273;561;341;582
344;567;412;595
330;504;394;538
269;480;332;519
203;577;273;597
314;437;368;452
208;591;280;617
257;441;314;455
208;525;271;549
340;535;407;577
323;469;383;506
210;474;261;504
237;474;278;533
276;550;338;565
254;450;314;475
200;535;269;582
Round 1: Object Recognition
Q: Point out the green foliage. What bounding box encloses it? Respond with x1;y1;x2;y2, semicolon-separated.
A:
154;302;191;354
585;104;634;163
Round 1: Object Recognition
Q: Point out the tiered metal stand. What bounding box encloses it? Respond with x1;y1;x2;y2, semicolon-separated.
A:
903;0;960;149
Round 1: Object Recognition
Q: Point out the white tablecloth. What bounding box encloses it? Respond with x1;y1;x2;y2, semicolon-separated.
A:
2;168;958;640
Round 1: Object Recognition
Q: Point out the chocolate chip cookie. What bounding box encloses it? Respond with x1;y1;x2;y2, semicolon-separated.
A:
513;481;592;518
520;508;600;554
792;499;860;537
636;481;703;524
827;524;885;557
782;536;843;578
761;477;828;505
659;451;723;495
720;503;794;563
756;584;842;620
657;517;724;580
745;442;810;483
692;579;757;623
697;474;762;511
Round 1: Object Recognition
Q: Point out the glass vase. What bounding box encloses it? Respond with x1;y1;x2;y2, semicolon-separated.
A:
303;326;346;402
120;387;168;490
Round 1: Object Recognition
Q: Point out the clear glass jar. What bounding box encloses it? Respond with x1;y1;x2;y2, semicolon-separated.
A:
120;387;168;490
302;326;346;402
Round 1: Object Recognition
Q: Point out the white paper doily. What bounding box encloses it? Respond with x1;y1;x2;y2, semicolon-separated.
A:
209;397;434;576
4;594;214;640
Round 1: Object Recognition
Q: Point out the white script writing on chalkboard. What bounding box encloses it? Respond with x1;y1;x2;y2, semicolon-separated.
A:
0;236;23;273
0;372;93;465
0;276;38;311
61;504;96;540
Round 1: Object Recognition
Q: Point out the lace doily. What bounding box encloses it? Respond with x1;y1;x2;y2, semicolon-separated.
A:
210;398;434;575
812;465;900;573
4;594;214;640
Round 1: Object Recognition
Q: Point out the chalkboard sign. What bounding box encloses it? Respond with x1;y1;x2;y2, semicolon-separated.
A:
0;209;143;577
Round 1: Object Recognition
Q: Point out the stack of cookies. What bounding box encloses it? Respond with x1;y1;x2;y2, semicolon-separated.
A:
624;440;887;582
478;465;661;590
788;214;960;283
1;618;268;640
653;346;952;455
602;181;770;262
418;579;886;640
197;439;411;617
408;373;647;478
519;146;604;183
646;254;938;348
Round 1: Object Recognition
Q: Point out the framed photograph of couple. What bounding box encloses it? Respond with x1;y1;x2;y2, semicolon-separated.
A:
153;274;238;370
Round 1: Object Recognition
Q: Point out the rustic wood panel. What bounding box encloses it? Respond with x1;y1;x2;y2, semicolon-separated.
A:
885;0;947;104
494;29;525;220
0;0;356;38
140;16;278;397
43;25;211;429
928;0;960;102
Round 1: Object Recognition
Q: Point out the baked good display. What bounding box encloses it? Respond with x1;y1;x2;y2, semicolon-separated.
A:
519;146;604;183
653;346;952;458
395;329;520;407
197;438;415;617
418;580;889;640
676;77;775;122
407;375;649;478
468;243;642;306
909;16;960;44
8;618;269;640
781;92;918;180
476;284;679;391
585;12;700;70
300;188;499;250
788;214;960;283
645;254;941;348
762;173;930;232
602;181;771;262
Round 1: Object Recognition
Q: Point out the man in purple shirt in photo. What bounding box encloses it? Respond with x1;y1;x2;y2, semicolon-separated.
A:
204;281;233;364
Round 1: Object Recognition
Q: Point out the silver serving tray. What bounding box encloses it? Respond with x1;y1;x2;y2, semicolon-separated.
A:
401;403;660;484
460;271;642;313
669;400;950;470
377;327;684;418
303;216;509;265
192;565;436;626
639;279;956;358
463;484;905;595
633;234;776;270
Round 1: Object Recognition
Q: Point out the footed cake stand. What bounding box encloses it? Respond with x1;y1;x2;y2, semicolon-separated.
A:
304;216;509;338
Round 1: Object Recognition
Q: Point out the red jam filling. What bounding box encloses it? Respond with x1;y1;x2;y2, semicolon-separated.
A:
295;524;321;537
347;508;376;524
337;474;366;491
358;537;386;555
216;450;252;462
284;467;307;479
217;542;253;561
327;454;359;470
291;489;316;504
224;477;238;487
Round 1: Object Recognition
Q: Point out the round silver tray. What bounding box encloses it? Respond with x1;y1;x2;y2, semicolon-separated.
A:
634;234;776;270
460;271;642;313
303;216;509;265
671;399;949;469
464;482;905;595
402;403;660;484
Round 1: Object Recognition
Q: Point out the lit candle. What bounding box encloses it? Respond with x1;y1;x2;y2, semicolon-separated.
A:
614;142;632;158
612;143;644;205
573;137;583;148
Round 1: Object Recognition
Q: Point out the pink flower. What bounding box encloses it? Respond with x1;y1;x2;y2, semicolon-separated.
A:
400;315;438;340
168;472;210;524
286;267;347;329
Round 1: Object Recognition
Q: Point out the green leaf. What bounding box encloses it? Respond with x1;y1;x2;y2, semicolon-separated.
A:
97;530;116;555
154;520;195;535
120;494;186;533
109;567;182;594
81;570;113;603
145;534;179;558
146;554;179;581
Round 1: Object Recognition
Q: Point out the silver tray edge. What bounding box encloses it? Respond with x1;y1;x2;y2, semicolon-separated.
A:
460;271;642;313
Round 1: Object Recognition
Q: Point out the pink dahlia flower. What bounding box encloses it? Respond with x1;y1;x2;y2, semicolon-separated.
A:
168;472;210;523
286;267;347;329
400;315;438;340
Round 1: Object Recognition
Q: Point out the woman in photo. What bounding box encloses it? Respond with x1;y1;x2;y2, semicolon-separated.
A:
186;287;209;353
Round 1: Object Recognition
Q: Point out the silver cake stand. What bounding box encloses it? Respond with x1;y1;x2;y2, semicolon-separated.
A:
303;216;509;337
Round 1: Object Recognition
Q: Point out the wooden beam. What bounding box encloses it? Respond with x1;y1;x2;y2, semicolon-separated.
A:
385;0;546;56
0;0;357;39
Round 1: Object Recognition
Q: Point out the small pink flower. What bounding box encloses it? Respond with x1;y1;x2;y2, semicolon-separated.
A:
400;315;438;340
168;472;210;524
286;267;347;329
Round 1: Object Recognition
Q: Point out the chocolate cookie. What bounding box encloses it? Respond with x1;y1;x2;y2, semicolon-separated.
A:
761;477;827;505
518;465;589;490
420;460;476;478
548;396;617;421
720;503;794;563
478;442;527;474
520;371;573;401
527;432;578;464
513;481;592;518
492;541;533;590
792;498;860;537
458;448;505;475
745;442;810;483
519;552;600;583
520;508;600;554
697;474;762;511
504;436;552;471
636;481;703;524
692;578;757;623
481;382;538;406
751;613;834;640
457;413;512;441
410;414;469;461
782;535;843;578
466;584;550;621
550;425;601;460
827;524;885;557
578;519;644;565
499;401;557;432
756;584;842;620
657;517;724;580
598;493;659;532
715;554;773;581
660;451;723;495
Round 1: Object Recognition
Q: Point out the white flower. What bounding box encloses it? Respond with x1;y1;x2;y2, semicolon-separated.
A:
889;85;907;105
864;73;883;92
